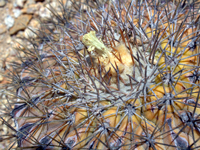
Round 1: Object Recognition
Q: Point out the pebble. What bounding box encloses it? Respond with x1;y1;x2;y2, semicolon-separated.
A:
38;6;52;19
13;8;22;18
37;1;64;20
21;2;43;14
0;0;6;7
24;27;37;38
9;14;32;35
14;0;26;8
24;19;40;38
4;15;15;29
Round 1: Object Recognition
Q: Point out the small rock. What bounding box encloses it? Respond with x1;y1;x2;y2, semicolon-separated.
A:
21;2;43;14
37;2;60;20
24;27;37;38
30;18;40;27
38;5;51;19
0;24;7;34
14;0;26;8
4;15;15;29
46;2;61;12
9;14;32;35
0;0;6;7
16;30;24;38
24;19;40;38
13;8;22;18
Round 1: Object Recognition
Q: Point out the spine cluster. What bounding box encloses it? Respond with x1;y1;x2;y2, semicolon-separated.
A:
4;0;200;149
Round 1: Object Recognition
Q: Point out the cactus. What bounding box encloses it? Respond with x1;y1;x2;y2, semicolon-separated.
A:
1;0;200;149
